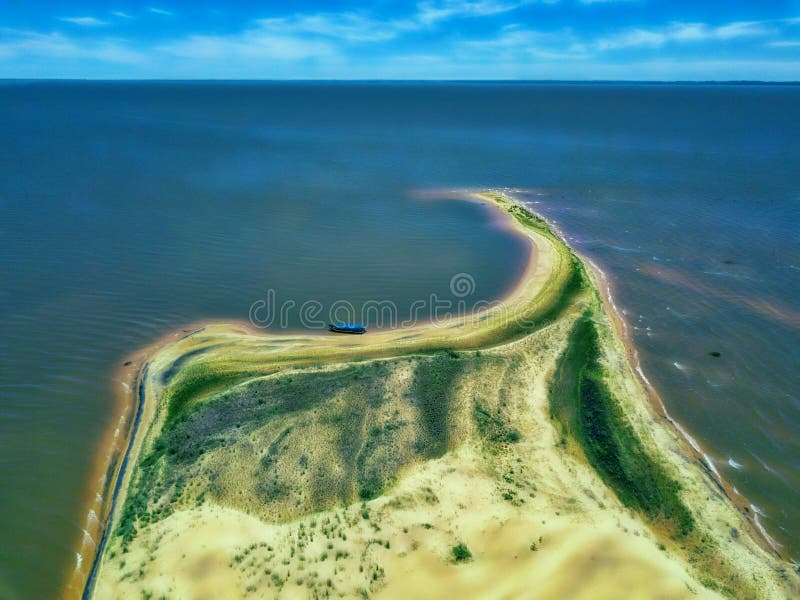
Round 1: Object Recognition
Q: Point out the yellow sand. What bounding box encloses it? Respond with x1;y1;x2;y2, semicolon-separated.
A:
82;191;798;600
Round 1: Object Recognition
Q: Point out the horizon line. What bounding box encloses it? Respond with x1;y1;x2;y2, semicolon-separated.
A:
2;78;800;85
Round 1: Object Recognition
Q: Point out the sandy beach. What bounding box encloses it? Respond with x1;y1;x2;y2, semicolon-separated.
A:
67;191;798;600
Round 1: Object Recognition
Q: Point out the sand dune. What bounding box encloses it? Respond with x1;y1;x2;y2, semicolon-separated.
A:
71;191;798;600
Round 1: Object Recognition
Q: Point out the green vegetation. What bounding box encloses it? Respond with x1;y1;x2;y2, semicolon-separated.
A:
494;198;589;336
451;543;472;563
529;254;585;327
114;353;472;548
474;402;520;445
549;314;695;538
411;352;464;457
162;361;255;424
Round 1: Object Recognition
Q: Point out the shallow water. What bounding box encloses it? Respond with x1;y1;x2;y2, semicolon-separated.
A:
1;82;798;598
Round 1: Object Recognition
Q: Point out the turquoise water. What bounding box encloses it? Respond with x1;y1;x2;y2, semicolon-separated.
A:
1;82;798;598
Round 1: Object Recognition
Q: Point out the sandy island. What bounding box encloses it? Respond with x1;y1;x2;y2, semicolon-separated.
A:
64;191;798;600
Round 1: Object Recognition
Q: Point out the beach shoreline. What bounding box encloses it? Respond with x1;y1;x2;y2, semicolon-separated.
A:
521;196;784;559
581;251;782;558
65;189;794;599
62;189;552;599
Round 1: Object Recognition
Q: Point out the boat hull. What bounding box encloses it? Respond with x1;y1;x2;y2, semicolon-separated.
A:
328;324;367;334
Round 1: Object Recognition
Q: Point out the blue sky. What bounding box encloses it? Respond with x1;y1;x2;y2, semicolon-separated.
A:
1;1;799;79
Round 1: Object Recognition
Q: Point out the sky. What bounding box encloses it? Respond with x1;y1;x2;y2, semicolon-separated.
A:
0;1;799;80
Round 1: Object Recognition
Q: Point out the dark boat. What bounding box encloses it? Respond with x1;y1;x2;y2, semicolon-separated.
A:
328;322;367;334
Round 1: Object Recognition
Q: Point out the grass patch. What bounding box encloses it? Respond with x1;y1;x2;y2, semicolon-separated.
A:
549;313;694;538
474;403;520;445
162;362;253;423
116;354;470;546
411;353;465;457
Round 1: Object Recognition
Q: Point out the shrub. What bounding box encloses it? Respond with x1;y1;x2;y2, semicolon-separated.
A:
451;543;472;563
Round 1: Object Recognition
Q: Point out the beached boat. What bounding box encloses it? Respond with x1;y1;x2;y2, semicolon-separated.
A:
328;322;367;334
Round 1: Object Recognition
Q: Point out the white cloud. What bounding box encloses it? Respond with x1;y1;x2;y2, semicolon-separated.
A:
148;1;542;75
255;13;409;43
3;4;799;80
450;17;787;67
251;1;536;44
416;0;534;25
148;7;174;16
596;28;664;49
461;25;589;59
57;16;109;27
713;20;774;40
158;30;335;61
0;30;143;63
596;20;775;50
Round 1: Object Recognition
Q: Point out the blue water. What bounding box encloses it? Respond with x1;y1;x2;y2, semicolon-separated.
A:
1;82;798;599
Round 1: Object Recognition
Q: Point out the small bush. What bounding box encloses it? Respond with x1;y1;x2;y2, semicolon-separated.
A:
451;543;472;563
